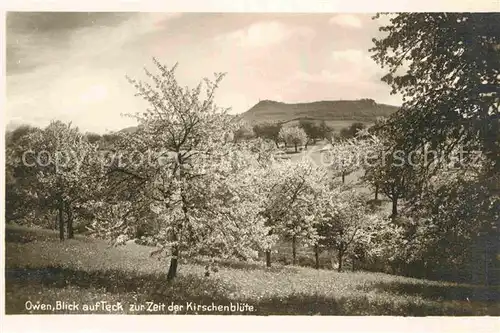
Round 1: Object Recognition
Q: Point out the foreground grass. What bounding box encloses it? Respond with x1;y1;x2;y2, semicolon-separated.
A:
5;225;499;315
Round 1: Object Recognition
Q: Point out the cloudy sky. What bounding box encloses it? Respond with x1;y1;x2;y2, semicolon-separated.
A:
7;12;401;133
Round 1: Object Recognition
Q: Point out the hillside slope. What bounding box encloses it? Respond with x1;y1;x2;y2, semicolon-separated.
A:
240;99;399;125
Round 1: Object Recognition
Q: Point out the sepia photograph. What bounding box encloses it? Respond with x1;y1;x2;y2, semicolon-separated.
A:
2;1;499;331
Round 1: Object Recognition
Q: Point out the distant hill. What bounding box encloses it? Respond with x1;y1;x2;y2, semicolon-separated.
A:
239;99;399;127
119;126;139;134
117;99;398;133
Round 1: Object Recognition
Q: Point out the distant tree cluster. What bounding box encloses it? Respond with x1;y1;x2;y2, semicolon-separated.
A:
339;122;367;140
252;120;333;151
298;120;333;145
278;126;307;152
252;122;282;147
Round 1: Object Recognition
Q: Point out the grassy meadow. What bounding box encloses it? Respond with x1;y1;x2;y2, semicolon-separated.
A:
5;225;499;316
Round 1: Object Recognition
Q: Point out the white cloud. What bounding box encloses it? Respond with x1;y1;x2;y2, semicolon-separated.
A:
79;84;109;103
294;70;340;84
292;49;383;86
331;49;381;75
215;21;314;48
216;92;255;114
373;13;397;28
68;13;180;62
328;14;363;29
331;49;365;62
6;13;184;133
273;94;284;101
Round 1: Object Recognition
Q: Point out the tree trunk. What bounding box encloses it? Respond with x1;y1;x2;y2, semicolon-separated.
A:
342;171;345;184
66;203;74;239
294;143;298;153
391;196;398;217
337;249;344;272
352;257;355;272
58;199;64;241
292;235;297;265
374;184;379;200
265;250;272;267
314;243;320;270
167;246;179;281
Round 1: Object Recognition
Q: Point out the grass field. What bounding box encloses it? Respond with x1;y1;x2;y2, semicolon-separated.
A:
5;225;499;315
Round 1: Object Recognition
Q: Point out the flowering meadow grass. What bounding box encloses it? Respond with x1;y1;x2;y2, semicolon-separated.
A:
5;225;499;315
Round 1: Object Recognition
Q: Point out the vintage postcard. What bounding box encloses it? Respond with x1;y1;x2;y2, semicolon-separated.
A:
2;0;499;332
